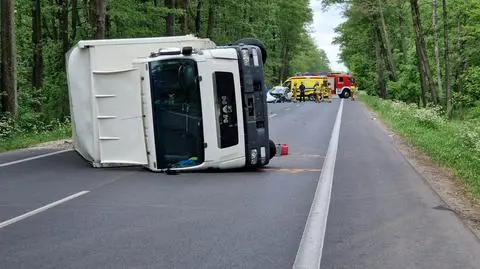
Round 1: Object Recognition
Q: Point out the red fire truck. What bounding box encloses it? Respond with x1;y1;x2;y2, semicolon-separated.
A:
325;72;357;98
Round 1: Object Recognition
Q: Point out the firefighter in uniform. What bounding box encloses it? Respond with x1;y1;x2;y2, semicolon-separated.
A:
292;83;298;102
313;81;321;103
351;86;357;101
321;80;331;103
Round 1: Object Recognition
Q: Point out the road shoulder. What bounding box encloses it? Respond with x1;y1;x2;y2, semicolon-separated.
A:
358;100;480;239
0;139;73;165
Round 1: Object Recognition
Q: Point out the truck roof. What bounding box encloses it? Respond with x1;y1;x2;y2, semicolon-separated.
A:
76;35;213;48
289;76;326;79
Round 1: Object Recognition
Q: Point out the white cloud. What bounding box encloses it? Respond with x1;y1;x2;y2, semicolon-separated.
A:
309;0;348;72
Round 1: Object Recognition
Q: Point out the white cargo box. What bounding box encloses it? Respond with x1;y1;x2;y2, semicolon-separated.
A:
66;35;216;167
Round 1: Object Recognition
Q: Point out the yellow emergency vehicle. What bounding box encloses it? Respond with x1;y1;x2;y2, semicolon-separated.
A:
282;76;327;101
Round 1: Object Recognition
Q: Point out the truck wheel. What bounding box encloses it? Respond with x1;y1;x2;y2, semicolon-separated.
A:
233;38;267;64
342;89;351;99
269;139;276;159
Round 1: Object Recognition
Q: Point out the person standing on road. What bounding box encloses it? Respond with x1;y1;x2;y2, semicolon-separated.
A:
292;83;298;102
313;81;320;103
351;86;357;101
299;82;306;102
321;80;332;103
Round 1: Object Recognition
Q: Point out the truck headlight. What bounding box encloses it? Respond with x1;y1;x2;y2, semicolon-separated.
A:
241;49;250;66
260;146;266;164
250;149;258;165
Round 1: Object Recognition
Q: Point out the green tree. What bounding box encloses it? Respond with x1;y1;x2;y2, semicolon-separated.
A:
1;0;322;137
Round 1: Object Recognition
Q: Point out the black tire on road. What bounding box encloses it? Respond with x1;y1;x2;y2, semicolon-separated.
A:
233;38;267;64
342;89;351;99
269;139;276;159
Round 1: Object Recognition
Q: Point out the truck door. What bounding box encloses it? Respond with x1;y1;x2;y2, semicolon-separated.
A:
336;76;345;94
327;77;335;94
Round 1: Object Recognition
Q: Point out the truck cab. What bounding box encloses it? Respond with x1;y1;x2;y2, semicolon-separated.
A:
66;36;275;172
326;72;357;98
136;45;273;171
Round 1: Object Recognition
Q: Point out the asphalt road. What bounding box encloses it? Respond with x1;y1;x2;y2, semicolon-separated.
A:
1;99;479;268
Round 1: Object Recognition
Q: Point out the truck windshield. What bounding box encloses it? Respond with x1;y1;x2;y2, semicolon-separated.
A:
149;58;204;169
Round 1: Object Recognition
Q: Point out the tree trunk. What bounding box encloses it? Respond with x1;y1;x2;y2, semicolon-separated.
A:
61;0;70;54
415;39;428;106
410;0;437;104
88;0;96;34
442;0;452;116
71;0;79;41
377;0;397;81
1;0;18;117
32;0;44;112
195;0;203;36
374;24;386;98
432;0;443;103
165;0;174;36
398;0;409;63
206;0;215;38
181;0;189;34
94;0;106;39
455;9;466;119
279;42;289;82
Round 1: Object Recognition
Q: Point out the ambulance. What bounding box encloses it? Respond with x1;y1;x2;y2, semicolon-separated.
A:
281;75;327;101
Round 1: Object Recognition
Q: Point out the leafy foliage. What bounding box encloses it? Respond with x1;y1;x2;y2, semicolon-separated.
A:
324;0;480;117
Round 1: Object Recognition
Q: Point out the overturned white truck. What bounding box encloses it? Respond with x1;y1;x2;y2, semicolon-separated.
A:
66;35;277;172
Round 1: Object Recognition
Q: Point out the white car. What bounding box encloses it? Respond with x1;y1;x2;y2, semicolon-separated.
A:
266;91;277;103
268;86;293;103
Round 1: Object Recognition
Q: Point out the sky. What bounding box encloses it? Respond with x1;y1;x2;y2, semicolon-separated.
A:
309;0;348;72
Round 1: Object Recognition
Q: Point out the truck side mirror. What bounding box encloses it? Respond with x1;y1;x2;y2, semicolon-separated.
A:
182;46;193;56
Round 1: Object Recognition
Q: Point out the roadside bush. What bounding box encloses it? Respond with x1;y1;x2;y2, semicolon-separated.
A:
412;105;446;129
458;122;480;154
373;98;446;129
0;113;71;140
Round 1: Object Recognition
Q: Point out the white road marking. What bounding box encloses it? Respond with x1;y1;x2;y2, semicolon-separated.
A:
293;98;344;269
285;107;291;111
0;191;89;229
269;113;277;118
0;149;73;168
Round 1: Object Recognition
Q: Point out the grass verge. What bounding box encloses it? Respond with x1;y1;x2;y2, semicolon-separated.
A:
359;92;480;197
0;124;71;153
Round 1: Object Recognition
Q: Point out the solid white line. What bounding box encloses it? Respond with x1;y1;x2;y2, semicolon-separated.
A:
0;191;89;229
293;98;344;269
0;149;73;168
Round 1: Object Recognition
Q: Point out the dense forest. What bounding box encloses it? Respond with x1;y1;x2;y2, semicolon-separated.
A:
0;0;330;140
323;0;480;120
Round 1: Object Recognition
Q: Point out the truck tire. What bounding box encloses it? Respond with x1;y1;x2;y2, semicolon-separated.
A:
269;139;276;159
341;89;351;99
233;38;267;64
